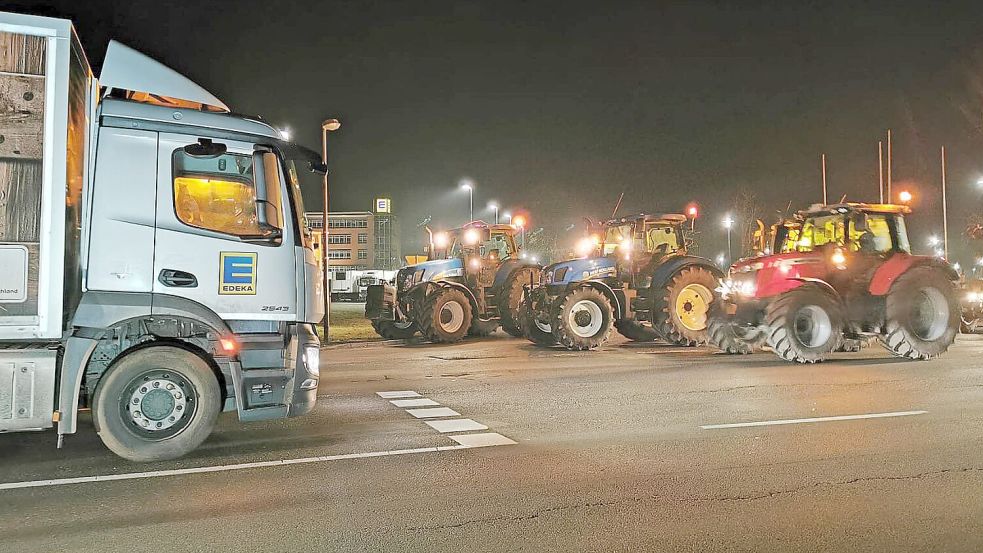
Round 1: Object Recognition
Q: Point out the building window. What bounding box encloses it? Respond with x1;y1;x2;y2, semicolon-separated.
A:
328;218;368;229
172;148;283;241
328;249;352;259
358;249;367;260
328;234;352;244
358;233;367;244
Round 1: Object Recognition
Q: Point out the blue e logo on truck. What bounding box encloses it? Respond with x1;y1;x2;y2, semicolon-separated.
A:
219;252;257;295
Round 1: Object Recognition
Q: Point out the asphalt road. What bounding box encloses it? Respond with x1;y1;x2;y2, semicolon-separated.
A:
3;332;983;552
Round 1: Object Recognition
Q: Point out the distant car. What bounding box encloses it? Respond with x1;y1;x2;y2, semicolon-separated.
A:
960;279;983;333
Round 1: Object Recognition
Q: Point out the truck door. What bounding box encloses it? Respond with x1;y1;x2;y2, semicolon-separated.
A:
153;133;297;321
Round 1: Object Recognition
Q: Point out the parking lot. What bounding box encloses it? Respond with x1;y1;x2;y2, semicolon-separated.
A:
3;333;983;551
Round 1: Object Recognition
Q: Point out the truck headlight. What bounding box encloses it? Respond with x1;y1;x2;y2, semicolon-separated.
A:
302;346;320;377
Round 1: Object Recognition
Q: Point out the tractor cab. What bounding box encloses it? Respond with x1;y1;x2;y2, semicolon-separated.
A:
751;218;802;256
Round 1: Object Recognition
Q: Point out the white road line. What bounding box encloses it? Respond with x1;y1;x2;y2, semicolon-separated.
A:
390;398;440;408
377;391;421;399
700;410;928;430
450;433;517;447
0;440;521;491
406;407;460;419
424;418;489;433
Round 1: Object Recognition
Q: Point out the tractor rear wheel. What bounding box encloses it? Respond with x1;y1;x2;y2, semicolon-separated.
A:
499;267;540;338
765;285;843;363
521;296;557;346
707;302;761;354
880;266;958;359
653;266;718;346
552;287;613;350
614;319;660;342
371;319;418;340
419;288;473;343
469;318;499;337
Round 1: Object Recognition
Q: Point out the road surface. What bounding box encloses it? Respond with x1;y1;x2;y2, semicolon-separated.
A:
3;332;983;552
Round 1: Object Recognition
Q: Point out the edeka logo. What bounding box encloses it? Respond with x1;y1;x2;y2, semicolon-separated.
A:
219;252;257;295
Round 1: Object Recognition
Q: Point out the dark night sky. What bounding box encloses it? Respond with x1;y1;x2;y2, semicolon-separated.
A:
11;0;983;262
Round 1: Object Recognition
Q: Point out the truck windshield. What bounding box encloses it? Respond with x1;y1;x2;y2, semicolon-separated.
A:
280;146;322;250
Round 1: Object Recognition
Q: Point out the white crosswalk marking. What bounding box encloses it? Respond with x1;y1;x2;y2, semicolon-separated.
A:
449;433;517;447
424;418;489;433
390;398;440;407
406;407;460;419
376;391;421;399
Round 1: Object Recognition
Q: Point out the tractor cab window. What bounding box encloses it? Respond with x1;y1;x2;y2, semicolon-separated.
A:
644;224;681;255
848;214;893;254
774;224;800;254
484;232;514;261
795;215;845;252
601;224;632;256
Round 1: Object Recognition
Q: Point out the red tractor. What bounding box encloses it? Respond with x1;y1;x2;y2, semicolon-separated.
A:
708;203;959;363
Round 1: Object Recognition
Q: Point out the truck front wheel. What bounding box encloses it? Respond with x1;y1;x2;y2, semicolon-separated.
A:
92;345;221;462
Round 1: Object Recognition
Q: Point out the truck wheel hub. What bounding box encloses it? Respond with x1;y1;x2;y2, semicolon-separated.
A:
125;373;191;434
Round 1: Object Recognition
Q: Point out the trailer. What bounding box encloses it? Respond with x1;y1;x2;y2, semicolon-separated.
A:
0;12;326;461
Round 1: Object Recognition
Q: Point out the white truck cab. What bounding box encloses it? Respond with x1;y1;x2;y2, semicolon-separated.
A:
0;12;325;461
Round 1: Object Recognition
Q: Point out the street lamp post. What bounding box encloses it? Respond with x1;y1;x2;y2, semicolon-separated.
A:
723;215;734;264
460;179;473;222
321;118;341;341
489;202;499;224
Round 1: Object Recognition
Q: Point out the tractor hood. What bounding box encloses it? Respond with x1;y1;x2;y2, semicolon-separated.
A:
544;257;617;285
396;258;464;290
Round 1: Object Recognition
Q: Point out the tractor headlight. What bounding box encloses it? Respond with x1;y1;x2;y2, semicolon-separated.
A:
302;346;320;377
966;291;980;303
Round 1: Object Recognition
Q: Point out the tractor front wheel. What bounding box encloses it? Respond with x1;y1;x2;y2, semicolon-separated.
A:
499;267;541;337
765;285;843;363
552;287;613;350
653;266;718;346
419;288;473;343
880;267;958;359
469;318;499;337
371;319;418;340
614;319;660;342
521;296;557;346
707;302;761;354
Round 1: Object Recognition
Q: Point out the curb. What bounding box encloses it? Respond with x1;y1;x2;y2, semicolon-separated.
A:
322;339;405;350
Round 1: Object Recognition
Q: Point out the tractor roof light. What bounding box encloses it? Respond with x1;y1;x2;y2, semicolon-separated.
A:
575;237;596;258
463;228;480;245
433;232;449;248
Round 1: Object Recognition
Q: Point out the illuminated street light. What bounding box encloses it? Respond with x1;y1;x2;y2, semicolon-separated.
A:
503;211;512;224
977;177;983;187
488;202;499;224
898;190;912;204
513;214;527;250
722;215;735;264
928;235;940;247
279;127;291;141
459;178;474;222
716;253;726;267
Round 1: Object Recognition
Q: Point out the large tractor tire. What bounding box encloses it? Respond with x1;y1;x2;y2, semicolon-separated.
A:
499;267;541;338
653;265;718;346
879;266;958;359
418;288;473;343
92;345;221;462
371;319;418;340
469;318;499;337
551;287;614;350
521;296;557;346
614;319;660;342
764;285;844;363
707;302;762;354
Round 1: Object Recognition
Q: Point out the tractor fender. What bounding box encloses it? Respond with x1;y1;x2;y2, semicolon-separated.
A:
491;259;539;291
570;280;625;319
868;254;958;296
788;277;843;305
648;255;724;290
411;280;481;313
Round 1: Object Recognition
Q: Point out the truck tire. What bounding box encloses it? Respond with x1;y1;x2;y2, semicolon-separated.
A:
371;319;418;340
551;287;613;350
879;266;958;359
499;267;540;338
707;303;761;354
469;318;499;337
614;319;660;342
419;288;473;343
92;345;221;462
521;296;557;346
765;285;843;363
652;265;718;346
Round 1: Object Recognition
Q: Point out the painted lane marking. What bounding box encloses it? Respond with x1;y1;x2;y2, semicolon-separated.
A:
406;407;460;419
0;440;522;492
700;410;928;430
377;391;421;399
424;418;489;433
450;433;517;447
390;398;440;408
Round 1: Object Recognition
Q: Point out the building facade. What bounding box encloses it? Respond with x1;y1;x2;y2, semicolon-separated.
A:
306;198;400;271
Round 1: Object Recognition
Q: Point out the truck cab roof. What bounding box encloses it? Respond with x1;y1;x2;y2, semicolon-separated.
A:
100;97;282;142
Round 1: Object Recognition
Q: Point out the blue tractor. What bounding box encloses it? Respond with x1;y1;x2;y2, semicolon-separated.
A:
365;222;540;343
521;213;723;350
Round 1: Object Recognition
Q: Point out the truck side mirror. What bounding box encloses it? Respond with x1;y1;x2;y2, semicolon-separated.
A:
183;138;227;158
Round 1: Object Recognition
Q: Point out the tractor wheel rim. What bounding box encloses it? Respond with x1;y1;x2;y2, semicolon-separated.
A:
439;301;466;333
675;283;712;331
569;299;604;338
535;319;552;333
911;287;948;341
793;305;832;348
394;320;414;330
